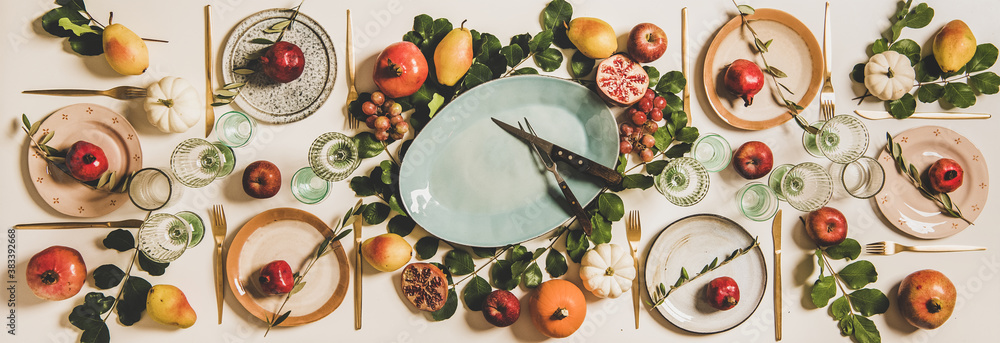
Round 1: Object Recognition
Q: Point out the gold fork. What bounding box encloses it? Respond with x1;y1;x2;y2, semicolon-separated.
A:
625;210;642;329
23;86;147;100
819;2;835;121
865;241;985;255
345;9;360;129
210;204;228;324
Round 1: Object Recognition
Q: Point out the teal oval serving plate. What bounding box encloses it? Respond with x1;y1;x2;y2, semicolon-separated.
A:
399;76;617;247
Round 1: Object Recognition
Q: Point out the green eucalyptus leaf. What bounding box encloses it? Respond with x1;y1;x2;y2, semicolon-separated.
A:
117;276;151;326
597;193;624;221
670;111;688;131
754;38;769;53
431;288;458;321
533;48;563;72
137;253;169;276
42;7;89;38
915;55;942;82
656;71;686;95
529;30;553;53
490;260;520;291
415;236;440;260
234;68;256;75
766;66;788;78
851;315;881;343
663;143;692;159
839;260;878;290
589;212;613;244
462;275;491;311
474;32;502;61
942;82;976;108
887;93;916;119
250;38;274;45
565;229;589;263
737;4;755;15
412;14;433;40
811;275;837;308
523;262;543;288
362;202;390;225
444;250;475;275
430;18;454;43
644;66;661;89
57;0;87;11
570;51;595;78
103;229;135;252
545;249;568;277
85;292;115;314
662;92;684;112
825;238;862;261
552;23;574;49
70;304;103;331
839;316;855;336
93;264;125;290
646;160;670;175
500;44;524;68
387;215;416;237
831;296;851;320
510;245;530;262
622;174;654;190
512;67;539;75
69;32;103;56
851;63;867;83
272;310;292;326
652;125;674;151
473;247;496;258
542;0;573;30
462;63;493;89
889;39;920;65
58;17;97;36
969;71;1000;94
616;155;627;174
903;3;933;28
966;43;998;73
850;288;890;316
81;323;111;343
872;39;889;55
349;176;376;197
510;33;532;54
354;132;384;159
676;127;699;143
917;83;945;103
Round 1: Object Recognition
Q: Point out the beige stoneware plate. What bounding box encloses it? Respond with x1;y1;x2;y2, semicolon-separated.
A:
703;8;823;130
227;207;349;326
26;103;142;217
875;126;988;239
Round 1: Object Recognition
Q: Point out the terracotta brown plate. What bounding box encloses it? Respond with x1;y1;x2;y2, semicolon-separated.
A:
875;126;988;239
26;103;142;217
226;207;349;326
703;8;823;130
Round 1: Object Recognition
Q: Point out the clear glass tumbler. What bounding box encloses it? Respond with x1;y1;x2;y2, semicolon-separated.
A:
216;111;256;148
830;156;885;199
170;138;236;188
137;213;191;263
737;183;779;221
291;166;330;204
309;132;361;182
128;168;181;211
691;133;732;172
815;115;869;163
655;157;710;207
779;162;834;212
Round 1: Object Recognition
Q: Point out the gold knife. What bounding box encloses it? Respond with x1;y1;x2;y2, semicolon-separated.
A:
855;110;991;120
353;202;364;330
204;5;215;138
772;210;782;341
15;219;144;230
681;7;691;123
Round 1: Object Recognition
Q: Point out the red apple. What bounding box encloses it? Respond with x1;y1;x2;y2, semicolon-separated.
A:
65;141;109;182
258;260;294;295
26;246;87;301
805;207;848;247
483;289;520;327
626;23;667;63
242;160;281;199
898;269;956;329
705;276;740;311
927;158;964;193
732;141;773;179
261;41;305;83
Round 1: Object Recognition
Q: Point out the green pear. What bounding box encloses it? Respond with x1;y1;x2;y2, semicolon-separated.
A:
433;21;473;87
566;17;617;59
102;23;149;75
933;20;976;73
146;284;197;329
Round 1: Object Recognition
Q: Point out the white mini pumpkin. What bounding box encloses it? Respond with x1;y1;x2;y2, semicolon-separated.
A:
145;76;200;133
579;243;636;299
863;50;916;101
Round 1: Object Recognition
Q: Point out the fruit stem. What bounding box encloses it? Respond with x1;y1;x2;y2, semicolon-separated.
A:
926;299;942;314
550;308;570;320
40;270;59;285
460;19;467;29
605;267;615;276
887;67;895;78
158;99;175;108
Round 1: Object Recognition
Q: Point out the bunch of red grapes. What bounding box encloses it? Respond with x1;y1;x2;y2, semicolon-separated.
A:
619;89;668;162
361;91;410;141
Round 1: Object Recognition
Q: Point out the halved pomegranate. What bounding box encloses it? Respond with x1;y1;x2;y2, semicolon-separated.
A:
400;263;449;312
595;54;649;107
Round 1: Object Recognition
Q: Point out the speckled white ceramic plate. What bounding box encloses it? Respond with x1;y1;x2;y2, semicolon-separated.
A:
26;103;143;217
875;126;988;239
644;214;766;333
221;9;336;124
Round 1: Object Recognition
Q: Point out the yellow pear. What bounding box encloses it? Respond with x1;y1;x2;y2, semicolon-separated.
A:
434;20;473;87
102;23;149;75
566;17;617;59
361;233;412;272
146;284;197;329
933;20;976;73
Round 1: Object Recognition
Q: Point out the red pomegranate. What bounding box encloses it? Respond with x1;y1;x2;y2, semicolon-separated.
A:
400;263;448;312
373;42;428;99
595;54;649;106
724;59;765;107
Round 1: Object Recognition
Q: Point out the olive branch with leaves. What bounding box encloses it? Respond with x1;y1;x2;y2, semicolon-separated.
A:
884;133;971;224
646;237;760;309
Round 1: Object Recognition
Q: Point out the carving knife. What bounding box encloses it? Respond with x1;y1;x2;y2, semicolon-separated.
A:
772;210;782;341
854;110;991;120
15;219;144;230
491;118;622;186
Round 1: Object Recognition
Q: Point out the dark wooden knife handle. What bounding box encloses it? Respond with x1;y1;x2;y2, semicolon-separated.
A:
556;179;593;236
551;145;623;186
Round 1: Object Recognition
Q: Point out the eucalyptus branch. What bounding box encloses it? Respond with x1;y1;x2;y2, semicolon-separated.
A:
274;1;305;44
454;245;512;286
646;237;760;309
101;211;152;324
817;249;858;315
884;133;972;224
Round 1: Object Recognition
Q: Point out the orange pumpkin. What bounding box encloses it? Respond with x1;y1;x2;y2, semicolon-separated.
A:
529;279;587;338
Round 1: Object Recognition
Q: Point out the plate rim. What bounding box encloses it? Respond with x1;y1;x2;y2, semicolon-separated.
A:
702;8;823;131
225;207;350;326
874;126;988;239
397;75;617;247
642;213;767;334
220;8;337;124
26;103;142;218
